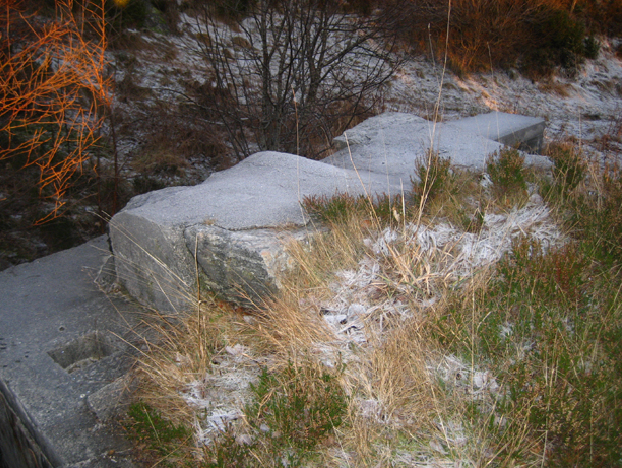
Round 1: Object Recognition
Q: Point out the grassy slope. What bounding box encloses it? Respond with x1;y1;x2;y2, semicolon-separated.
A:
123;145;622;467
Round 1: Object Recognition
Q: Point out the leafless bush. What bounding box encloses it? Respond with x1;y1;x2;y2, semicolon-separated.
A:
180;0;401;160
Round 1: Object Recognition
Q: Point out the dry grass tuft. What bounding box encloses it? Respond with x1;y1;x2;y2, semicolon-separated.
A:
130;299;238;411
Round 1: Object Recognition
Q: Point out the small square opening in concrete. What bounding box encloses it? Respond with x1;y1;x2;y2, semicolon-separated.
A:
48;332;118;374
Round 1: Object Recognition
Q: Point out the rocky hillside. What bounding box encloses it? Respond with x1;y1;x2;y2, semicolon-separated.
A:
2;0;621;270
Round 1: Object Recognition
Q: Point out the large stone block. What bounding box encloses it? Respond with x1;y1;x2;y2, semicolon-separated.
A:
447;111;546;154
110;112;551;312
109;210;197;313
110;151;393;312
185;224;308;303
325;112;550;187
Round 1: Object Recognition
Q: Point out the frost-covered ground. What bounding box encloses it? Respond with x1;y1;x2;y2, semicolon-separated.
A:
116;20;622;178
385;40;622;162
177;197;566;465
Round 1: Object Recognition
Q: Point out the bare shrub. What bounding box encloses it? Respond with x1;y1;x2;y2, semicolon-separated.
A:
180;0;401;160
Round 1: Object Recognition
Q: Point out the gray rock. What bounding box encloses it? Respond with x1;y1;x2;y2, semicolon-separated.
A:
88;374;135;422
110;112;549;311
94;254;117;293
110;211;197;313
447;111;546;154
185;224;309;303
325;112;551;187
110;151;394;312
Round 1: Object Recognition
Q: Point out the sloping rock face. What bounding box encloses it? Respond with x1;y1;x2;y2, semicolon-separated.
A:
110;112;550;312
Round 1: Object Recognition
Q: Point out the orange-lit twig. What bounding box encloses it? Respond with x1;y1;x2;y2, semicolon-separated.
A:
0;0;112;223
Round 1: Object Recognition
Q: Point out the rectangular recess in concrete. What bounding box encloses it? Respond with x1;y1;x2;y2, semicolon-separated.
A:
47;331;119;374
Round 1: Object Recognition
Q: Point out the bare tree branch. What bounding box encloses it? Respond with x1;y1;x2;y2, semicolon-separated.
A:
182;0;401;160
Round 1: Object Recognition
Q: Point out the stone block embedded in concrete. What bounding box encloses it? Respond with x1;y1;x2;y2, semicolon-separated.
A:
0;112;553;468
110;151;395;313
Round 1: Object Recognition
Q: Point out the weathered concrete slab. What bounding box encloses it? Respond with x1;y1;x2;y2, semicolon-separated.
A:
326;112;550;184
110;112;551;312
326;112;504;184
0;237;141;468
448;111;546;154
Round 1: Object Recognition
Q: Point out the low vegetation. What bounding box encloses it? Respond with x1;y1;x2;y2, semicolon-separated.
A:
394;0;617;77
124;143;622;467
